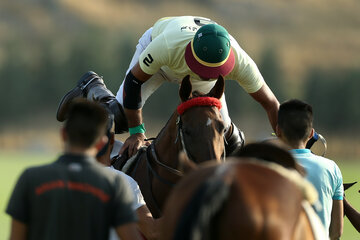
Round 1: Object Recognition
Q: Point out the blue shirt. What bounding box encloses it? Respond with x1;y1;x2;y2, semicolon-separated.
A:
291;149;343;233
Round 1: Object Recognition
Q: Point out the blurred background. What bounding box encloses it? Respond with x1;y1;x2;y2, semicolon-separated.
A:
1;0;359;157
0;0;359;238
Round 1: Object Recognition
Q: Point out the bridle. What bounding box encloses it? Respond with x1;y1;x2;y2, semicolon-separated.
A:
174;114;226;163
176;96;225;162
143;97;226;217
147;96;225;180
174;115;193;161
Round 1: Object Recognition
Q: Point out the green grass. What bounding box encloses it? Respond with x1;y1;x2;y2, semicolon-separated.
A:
0;152;56;240
0;152;359;239
337;161;360;239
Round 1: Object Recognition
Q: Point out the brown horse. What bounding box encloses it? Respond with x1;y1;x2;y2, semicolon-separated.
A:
113;75;226;218
160;147;327;239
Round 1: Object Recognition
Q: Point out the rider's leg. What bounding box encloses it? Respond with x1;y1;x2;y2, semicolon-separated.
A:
56;71;129;134
219;95;245;156
57;27;156;133
224;122;245;156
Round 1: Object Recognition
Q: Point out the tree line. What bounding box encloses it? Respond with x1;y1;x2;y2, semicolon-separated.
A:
0;32;359;135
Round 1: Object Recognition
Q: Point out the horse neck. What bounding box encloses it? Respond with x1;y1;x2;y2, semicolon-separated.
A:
153;111;182;169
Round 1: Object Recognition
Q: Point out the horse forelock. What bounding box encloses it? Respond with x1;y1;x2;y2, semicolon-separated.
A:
191;90;204;97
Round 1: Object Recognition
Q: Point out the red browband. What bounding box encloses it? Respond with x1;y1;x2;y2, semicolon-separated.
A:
177;97;222;115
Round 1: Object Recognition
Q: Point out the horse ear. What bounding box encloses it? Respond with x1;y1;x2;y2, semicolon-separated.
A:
208;75;225;99
179;75;192;102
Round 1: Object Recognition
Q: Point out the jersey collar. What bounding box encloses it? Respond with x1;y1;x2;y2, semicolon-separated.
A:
57;153;97;165
290;149;311;154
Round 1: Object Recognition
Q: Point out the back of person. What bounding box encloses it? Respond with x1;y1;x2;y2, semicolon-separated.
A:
276;99;343;239
8;155;134;240
7;100;139;240
291;149;343;231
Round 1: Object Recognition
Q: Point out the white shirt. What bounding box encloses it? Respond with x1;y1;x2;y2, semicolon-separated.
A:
107;166;146;240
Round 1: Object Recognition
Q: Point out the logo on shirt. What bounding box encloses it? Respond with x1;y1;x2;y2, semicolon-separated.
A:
68;163;82;172
180;26;198;32
143;54;154;67
35;180;110;203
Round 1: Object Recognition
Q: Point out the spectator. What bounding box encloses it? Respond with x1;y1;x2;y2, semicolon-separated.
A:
6;99;142;240
276;99;344;240
96;114;159;240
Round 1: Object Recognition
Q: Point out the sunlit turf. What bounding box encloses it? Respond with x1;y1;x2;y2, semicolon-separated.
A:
0;152;359;239
0;152;56;240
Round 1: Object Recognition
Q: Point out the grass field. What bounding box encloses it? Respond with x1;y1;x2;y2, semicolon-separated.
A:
0;151;359;239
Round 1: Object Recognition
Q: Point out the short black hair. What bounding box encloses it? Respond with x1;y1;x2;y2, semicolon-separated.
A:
278;99;313;144
65;99;108;148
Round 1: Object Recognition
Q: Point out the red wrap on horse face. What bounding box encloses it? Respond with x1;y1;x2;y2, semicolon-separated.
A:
177;97;222;115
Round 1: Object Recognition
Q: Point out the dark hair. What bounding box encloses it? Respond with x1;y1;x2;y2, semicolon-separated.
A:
278;99;313;144
96;113;115;157
65;99;108;148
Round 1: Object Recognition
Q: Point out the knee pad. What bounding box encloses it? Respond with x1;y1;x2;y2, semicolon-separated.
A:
224;122;245;156
101;100;128;134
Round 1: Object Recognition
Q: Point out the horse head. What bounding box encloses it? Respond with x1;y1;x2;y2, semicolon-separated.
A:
175;75;225;164
141;75;226;217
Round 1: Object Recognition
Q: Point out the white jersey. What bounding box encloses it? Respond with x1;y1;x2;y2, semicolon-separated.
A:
116;16;266;129
139;16;264;93
108;166;146;210
107;166;145;240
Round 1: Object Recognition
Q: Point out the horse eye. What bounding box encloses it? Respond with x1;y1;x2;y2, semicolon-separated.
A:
217;122;226;134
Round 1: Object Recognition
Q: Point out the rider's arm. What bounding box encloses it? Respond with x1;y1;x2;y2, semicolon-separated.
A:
124;63;152;128
125;108;143;129
249;82;280;132
228;38;279;132
132;62;153;82
120;63;153;156
329;199;344;240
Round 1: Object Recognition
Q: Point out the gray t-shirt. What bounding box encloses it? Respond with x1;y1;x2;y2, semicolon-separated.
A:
6;153;137;240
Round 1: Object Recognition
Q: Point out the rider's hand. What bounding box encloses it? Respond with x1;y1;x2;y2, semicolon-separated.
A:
119;133;150;157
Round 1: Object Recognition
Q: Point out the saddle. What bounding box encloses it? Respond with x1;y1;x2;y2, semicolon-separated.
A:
111;147;147;175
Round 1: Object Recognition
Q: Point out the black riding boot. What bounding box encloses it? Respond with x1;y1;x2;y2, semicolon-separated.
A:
56;71;128;133
224;122;245;156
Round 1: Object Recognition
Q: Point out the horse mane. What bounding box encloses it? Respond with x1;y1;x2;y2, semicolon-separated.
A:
174;165;232;240
229;158;318;205
236;142;306;176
